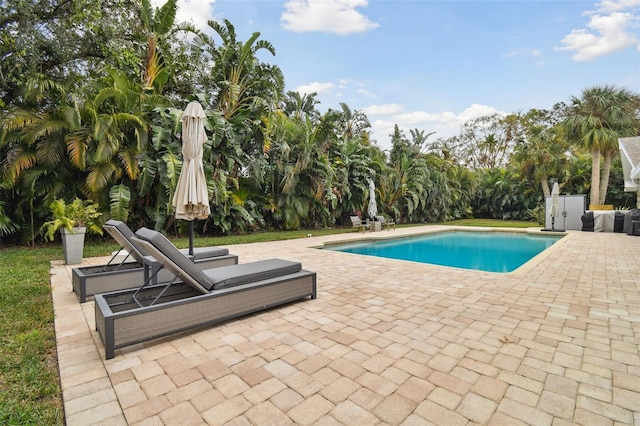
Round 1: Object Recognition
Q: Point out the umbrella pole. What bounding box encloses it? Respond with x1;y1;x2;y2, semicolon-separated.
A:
189;221;194;256
551;217;555;230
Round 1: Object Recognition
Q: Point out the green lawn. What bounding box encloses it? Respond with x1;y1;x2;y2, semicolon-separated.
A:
0;219;537;424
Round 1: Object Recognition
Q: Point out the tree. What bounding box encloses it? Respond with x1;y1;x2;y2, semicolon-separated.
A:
138;0;203;95
564;85;640;205
0;0;142;108
446;114;515;170
1;70;150;240
204;19;283;119
385;128;430;222
282;91;320;121
329;137;380;220
410;128;436;153
259;110;332;229
140;0;178;91
333;102;371;142
472;167;540;220
511;107;571;197
199;19;284;183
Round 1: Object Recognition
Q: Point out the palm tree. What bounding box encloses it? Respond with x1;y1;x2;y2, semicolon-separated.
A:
410;128;436;154
333;102;371;142
385;130;434;222
564;85;640;205
139;0;176;90
512;108;571;197
282;91;320;121
329;136;381;220
261;110;334;229
2;71;150;223
204;19;283;120
199;19;284;182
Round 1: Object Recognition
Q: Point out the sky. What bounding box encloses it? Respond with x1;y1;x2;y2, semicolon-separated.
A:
156;0;640;150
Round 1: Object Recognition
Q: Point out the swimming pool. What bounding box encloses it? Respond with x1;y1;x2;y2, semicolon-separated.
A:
324;231;563;272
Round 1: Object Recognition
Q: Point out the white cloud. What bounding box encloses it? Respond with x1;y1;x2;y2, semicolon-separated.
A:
394;104;504;128
281;0;379;35
296;81;335;95
393;111;446;124
151;0;214;31
457;104;506;122
368;104;507;148
370;119;397;146
356;88;376;98
557;0;640;61
362;103;403;115
596;0;640;13
501;48;543;58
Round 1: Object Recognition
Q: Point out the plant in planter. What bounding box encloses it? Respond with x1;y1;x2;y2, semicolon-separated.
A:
42;198;103;264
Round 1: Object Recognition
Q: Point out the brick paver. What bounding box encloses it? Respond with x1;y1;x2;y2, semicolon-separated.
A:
51;226;640;424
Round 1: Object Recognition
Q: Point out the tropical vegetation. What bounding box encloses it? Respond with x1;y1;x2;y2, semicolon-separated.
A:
41;198;103;242
1;0;639;246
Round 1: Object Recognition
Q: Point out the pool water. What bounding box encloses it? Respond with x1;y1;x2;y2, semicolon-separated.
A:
324;231;562;272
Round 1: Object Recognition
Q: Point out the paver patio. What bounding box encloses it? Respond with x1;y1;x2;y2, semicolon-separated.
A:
50;226;640;425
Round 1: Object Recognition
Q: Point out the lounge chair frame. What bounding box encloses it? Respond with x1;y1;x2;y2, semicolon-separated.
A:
72;220;238;302
96;271;316;359
350;216;370;233
94;230;316;359
376;215;396;230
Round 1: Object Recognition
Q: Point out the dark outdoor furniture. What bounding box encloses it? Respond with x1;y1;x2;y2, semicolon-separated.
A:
614;211;626;233
581;211;594;232
624;209;640;234
72;220;237;302
94;228;316;359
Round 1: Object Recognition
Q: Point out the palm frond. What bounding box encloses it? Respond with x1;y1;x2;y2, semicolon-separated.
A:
4;148;37;185
141;0;153;32
0;199;20;237
155;0;177;36
161;151;181;192
118;148;140;179
94;87;125;109
109;184;131;221
254;40;276;56
60;105;81;130
66;134;88;170
137;154;157;197
86;162;117;192
24;75;66;103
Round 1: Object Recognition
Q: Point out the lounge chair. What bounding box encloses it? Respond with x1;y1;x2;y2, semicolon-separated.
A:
94;228;316;359
376;215;396;230
350;216;370;233
72;220;238;302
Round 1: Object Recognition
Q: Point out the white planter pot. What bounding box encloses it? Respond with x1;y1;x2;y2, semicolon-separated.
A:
61;227;86;265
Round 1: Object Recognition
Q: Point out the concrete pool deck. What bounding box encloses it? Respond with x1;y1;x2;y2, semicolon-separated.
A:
51;226;640;425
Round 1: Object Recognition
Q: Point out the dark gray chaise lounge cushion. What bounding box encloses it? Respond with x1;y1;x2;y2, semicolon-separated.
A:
134;228;301;292
105;220;229;261
205;259;302;290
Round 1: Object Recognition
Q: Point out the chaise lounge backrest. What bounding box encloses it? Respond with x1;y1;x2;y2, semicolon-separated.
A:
105;220;230;265
134;228;213;293
104;220;149;263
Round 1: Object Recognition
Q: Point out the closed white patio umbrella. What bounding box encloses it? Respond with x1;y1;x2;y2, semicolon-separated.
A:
172;101;210;255
367;177;378;220
550;182;560;230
